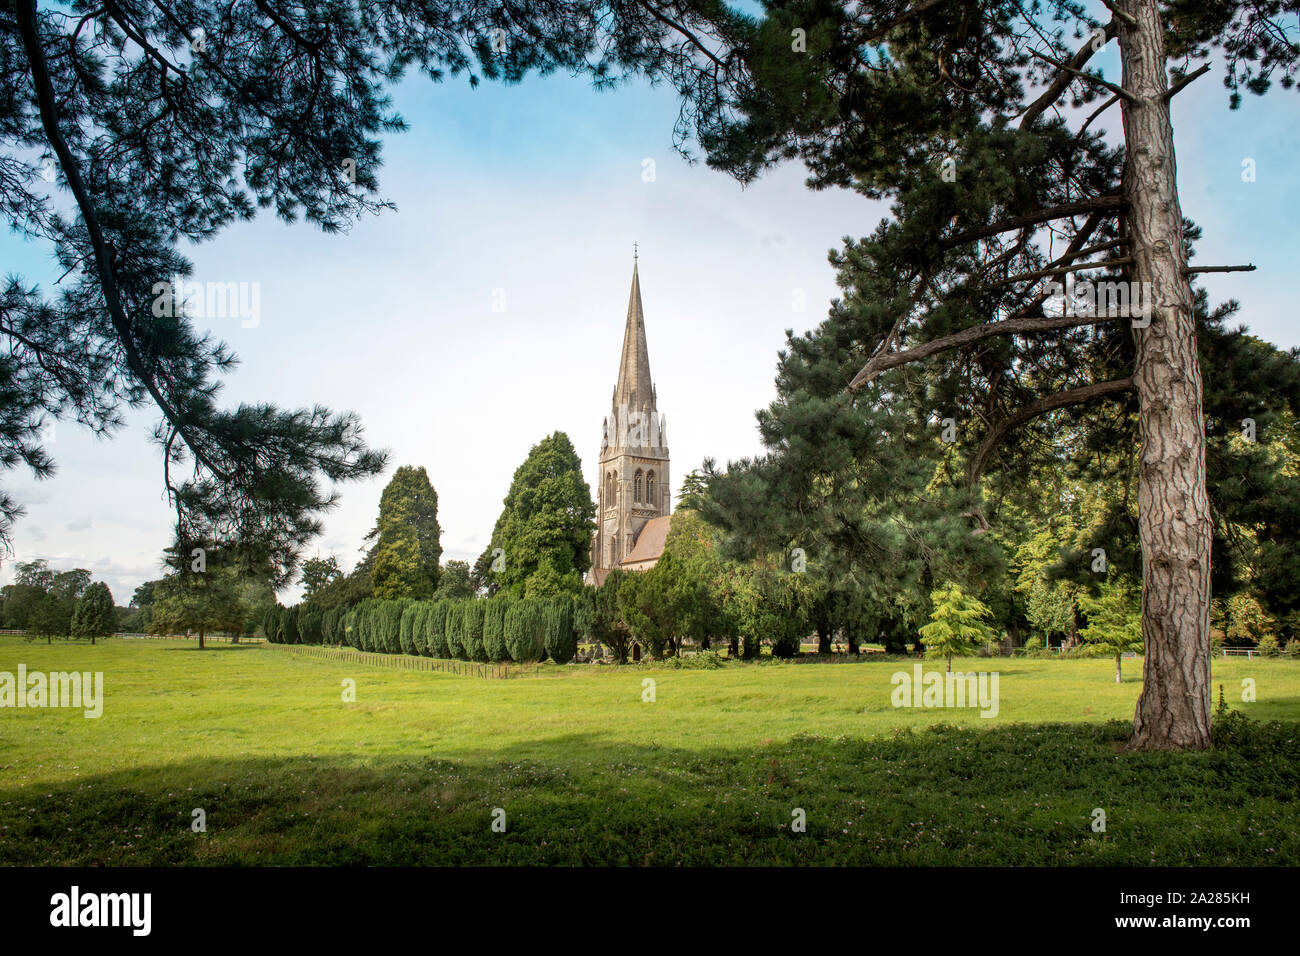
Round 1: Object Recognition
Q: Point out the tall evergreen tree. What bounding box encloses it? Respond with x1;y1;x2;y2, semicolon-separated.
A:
371;466;442;599
477;433;596;599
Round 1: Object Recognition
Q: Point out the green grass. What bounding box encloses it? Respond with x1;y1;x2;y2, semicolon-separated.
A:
1;636;1297;865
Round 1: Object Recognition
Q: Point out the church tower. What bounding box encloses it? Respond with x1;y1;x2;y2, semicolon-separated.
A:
591;254;670;580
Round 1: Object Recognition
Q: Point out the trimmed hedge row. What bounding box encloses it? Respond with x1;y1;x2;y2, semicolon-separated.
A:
266;595;578;664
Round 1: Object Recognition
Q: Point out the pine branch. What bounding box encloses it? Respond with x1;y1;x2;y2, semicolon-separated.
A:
1020;20;1117;129
1162;63;1211;101
1029;49;1135;101
940;195;1126;250
848;313;1119;392
968;377;1135;484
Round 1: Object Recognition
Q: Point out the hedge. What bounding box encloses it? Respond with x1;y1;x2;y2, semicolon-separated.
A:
543;597;577;665
461;602;487;662
483;597;511;662
505;600;546;663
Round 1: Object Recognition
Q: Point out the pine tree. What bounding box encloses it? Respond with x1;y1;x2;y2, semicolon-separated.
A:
659;2;1300;750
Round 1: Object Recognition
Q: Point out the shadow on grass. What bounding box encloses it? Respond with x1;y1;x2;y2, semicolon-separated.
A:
2;720;1297;866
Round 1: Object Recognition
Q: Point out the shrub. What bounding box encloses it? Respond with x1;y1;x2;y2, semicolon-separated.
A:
483;598;512;662
425;601;451;658
355;599;382;651
341;608;360;649
505;600;546;663
1256;635;1280;658
297;603;323;645
263;606;283;643
282;605;301;645
321;607;340;645
382;600;408;653
409;603;429;656
399;603;421;655
461;602;487;661
660;650;727;670
446;600;467;659
543;598;577;665
1286;638;1300;659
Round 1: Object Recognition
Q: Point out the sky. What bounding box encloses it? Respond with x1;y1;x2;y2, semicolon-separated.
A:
2;28;1297;605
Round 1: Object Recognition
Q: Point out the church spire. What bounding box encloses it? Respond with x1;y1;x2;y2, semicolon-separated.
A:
613;254;655;411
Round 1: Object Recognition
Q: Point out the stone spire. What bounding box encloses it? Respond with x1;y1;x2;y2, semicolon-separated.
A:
612;256;656;412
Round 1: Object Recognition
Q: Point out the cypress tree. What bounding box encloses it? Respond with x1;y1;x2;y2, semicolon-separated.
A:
461;602;487;662
543;597;577;665
426;601;451;658
399;603;421;655
483;598;512;663
505;601;546;663
410;602;430;656
445;600;466;659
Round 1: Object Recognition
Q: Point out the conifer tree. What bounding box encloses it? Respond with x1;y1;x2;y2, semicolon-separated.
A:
919;584;999;673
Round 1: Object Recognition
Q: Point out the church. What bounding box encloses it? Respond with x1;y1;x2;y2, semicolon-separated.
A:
587;255;671;587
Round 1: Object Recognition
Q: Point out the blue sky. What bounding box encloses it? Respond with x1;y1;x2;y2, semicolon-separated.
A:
2;38;1296;605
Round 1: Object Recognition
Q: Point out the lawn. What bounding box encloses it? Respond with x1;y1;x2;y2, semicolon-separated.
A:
1;636;1297;865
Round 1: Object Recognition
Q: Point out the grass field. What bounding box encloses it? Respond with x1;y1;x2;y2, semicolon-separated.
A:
1;636;1297;865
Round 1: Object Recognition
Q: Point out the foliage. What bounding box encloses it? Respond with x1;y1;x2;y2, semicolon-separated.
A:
483;597;512;663
542;598;577;665
504;600;546;663
372;466;442;599
475;433;595;599
919;585;999;671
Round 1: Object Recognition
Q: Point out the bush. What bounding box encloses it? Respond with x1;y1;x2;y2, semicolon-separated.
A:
425;601;451;658
409;603;429;656
1256;635;1280;658
399;603;421;655
660;650;727;669
483;597;512;662
543;598;577;665
282;605;301;645
344;607;362;648
1286;638;1300;659
461;602;487;661
382;600;408;653
321;607;340;645
263;606;283;643
505;600;546;662
298;603;323;645
446;601;467;659
355;599;382;651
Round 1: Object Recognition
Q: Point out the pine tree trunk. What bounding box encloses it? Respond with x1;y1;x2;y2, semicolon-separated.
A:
1115;654;1122;684
1119;0;1212;750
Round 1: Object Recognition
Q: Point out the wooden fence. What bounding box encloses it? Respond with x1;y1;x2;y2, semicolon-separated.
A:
270;643;513;679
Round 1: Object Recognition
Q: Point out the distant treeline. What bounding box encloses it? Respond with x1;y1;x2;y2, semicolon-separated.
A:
262;595;579;664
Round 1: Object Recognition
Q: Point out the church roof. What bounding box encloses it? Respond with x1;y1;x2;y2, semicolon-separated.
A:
620;515;672;568
613;259;656;411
